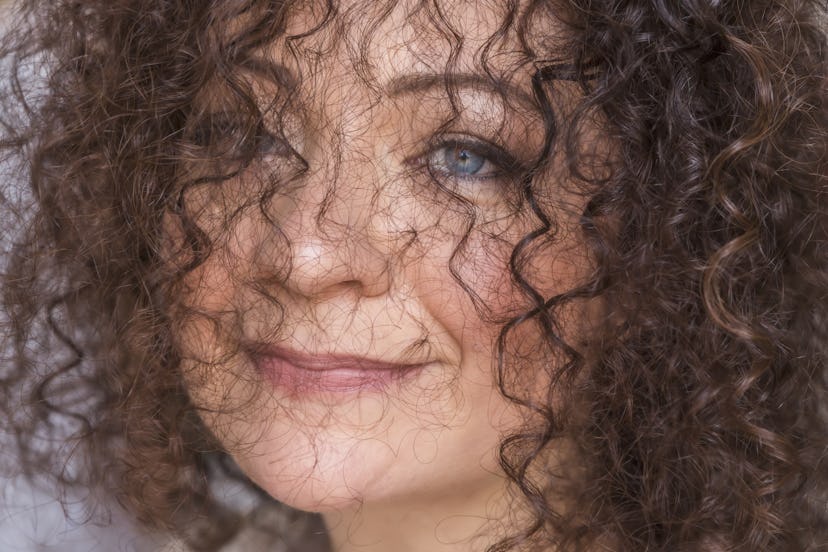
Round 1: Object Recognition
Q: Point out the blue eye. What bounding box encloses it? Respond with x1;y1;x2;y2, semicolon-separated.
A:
440;145;486;176
425;137;518;181
410;135;528;204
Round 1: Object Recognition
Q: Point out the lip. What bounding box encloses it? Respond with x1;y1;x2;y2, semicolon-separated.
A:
244;344;429;394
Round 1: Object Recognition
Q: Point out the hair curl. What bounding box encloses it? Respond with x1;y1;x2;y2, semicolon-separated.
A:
1;1;827;551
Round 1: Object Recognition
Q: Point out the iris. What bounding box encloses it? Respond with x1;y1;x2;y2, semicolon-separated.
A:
442;145;485;176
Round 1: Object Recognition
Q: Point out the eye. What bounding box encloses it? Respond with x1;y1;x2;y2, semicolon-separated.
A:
191;115;294;160
430;143;490;177
405;134;530;206
424;136;524;182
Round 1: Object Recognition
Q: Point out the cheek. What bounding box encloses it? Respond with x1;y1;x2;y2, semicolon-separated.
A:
415;218;586;337
412;215;590;404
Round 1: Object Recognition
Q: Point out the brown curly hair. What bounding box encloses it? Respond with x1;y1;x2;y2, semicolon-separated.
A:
1;0;827;551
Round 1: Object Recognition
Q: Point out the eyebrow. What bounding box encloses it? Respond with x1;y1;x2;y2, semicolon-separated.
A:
384;72;539;111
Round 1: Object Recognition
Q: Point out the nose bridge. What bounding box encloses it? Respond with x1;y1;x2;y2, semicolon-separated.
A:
293;128;386;237
316;143;380;234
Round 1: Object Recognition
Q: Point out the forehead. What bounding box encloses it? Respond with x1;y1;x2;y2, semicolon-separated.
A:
276;0;568;84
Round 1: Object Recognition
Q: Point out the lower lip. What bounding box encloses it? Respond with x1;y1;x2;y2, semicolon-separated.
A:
248;349;427;394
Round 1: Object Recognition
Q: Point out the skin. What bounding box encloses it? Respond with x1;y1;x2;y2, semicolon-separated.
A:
173;1;592;550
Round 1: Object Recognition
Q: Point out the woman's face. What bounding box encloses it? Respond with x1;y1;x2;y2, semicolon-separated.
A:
174;0;590;521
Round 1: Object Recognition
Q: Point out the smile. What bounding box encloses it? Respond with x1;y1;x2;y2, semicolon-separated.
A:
244;344;429;394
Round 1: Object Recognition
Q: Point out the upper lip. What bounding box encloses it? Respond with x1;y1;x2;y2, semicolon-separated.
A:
243;343;428;372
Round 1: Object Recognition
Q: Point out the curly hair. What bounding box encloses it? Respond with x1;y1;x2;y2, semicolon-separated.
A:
1;0;827;551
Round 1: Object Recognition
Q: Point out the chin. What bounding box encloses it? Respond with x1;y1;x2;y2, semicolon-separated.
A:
230;414;505;515
230;424;397;513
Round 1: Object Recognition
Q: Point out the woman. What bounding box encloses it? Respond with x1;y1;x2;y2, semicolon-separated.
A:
1;0;826;551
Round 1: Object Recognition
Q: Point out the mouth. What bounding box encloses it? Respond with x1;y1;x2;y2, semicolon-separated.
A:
243;343;430;394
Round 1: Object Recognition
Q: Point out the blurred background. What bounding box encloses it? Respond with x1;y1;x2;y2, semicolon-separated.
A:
0;1;167;550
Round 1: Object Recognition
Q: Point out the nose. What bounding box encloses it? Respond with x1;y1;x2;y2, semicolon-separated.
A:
286;227;391;300
274;169;392;301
